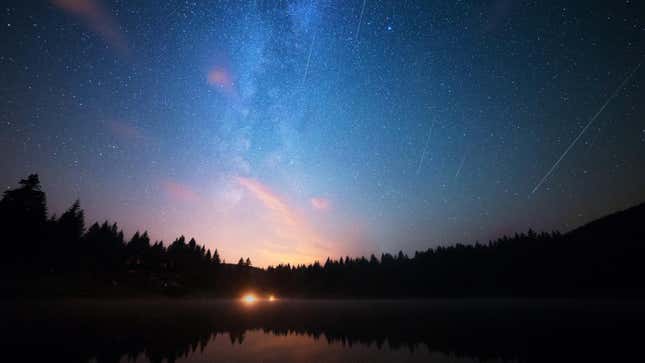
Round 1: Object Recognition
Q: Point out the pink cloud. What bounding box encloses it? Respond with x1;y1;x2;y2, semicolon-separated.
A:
207;67;238;98
237;177;297;226
52;0;127;53
137;177;365;268
162;181;199;204
236;177;339;265
207;69;232;88
310;197;331;211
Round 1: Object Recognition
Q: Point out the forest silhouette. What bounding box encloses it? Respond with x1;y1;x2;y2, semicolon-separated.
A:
2;174;644;298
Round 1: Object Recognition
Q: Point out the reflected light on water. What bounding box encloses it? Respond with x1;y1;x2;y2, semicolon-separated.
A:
157;330;439;363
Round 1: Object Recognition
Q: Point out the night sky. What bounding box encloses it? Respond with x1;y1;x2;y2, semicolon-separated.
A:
1;0;644;267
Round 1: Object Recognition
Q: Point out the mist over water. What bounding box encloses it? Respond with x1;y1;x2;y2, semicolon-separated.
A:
4;299;643;363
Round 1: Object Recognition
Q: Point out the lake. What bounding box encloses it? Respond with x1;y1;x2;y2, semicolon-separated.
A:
2;299;643;362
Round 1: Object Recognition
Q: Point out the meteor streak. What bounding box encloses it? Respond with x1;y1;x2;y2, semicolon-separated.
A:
416;122;434;175
302;30;317;86
531;60;643;194
455;152;467;179
355;0;367;41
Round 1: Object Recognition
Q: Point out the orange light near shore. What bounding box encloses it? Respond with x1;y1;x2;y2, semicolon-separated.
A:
268;294;276;302
242;293;257;304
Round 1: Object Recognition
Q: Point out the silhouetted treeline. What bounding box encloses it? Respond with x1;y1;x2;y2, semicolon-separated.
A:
0;175;254;297
2;174;644;297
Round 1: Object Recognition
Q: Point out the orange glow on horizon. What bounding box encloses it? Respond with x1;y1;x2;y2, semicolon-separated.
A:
139;176;364;269
233;177;342;266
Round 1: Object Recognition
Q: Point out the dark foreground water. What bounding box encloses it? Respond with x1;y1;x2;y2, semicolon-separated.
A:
2;299;644;362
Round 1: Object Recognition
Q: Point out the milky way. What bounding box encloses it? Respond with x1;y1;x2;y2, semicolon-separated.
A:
1;1;644;266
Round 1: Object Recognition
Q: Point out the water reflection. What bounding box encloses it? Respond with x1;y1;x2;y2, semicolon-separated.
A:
3;299;643;363
115;330;484;363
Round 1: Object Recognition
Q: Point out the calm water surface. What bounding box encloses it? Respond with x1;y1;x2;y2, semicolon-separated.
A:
4;299;643;362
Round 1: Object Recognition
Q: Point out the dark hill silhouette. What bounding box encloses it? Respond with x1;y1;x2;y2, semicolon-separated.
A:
567;202;645;240
557;202;645;296
1;174;643;298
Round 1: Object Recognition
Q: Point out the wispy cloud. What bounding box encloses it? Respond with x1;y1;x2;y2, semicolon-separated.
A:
237;177;298;226
236;177;337;264
310;197;330;211
51;0;127;53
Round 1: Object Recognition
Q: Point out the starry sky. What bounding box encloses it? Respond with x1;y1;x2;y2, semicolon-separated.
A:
1;0;644;267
